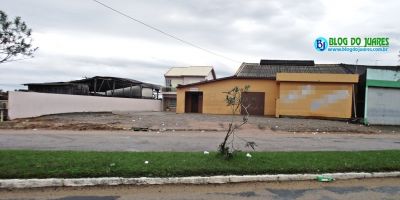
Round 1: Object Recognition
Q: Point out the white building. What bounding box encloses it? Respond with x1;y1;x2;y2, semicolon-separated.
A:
163;66;216;111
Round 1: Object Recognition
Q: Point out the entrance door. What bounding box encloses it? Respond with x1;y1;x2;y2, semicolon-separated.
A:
185;92;203;113
241;92;265;115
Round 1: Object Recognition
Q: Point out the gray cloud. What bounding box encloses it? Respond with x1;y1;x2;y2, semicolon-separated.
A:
0;0;399;91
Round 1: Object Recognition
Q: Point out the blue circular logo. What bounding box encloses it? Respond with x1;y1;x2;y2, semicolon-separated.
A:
314;37;328;52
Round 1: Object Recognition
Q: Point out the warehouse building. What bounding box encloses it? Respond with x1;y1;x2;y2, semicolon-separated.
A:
24;76;161;99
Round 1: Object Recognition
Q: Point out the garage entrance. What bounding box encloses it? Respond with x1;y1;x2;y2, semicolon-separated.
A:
241;92;265;115
367;87;400;125
185;92;203;113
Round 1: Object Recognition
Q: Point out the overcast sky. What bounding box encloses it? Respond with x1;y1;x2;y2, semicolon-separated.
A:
1;0;399;91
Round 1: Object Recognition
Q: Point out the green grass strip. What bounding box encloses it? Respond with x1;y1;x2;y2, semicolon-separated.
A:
0;150;399;179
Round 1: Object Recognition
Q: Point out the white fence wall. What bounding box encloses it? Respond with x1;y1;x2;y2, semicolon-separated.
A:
8;91;161;119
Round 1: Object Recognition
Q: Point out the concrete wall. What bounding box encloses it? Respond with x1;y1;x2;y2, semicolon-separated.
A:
277;82;354;118
183;77;207;85
167;76;212;88
276;73;358;119
177;79;278;115
170;77;184;88
8;92;161;119
366;68;400;81
276;73;359;83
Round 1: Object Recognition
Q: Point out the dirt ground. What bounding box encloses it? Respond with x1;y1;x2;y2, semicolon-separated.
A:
1;111;399;134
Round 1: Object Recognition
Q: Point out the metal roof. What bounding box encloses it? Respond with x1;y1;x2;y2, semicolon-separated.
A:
235;60;351;78
24;76;161;92
70;76;161;91
23;82;81;86
164;66;215;78
260;59;315;66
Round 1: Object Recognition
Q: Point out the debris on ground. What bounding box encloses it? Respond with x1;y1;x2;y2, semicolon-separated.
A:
316;175;335;182
0;111;398;133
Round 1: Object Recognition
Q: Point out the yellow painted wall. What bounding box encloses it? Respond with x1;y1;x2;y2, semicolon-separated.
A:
176;79;278;115
277;73;359;83
277;82;354;118
177;74;356;119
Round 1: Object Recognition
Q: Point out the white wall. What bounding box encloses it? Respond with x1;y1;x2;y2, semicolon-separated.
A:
8;92;162;119
206;71;215;80
168;76;209;88
183;76;206;85
170;78;183;87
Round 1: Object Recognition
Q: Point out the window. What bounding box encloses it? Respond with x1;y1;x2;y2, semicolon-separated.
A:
166;79;172;87
168;99;176;107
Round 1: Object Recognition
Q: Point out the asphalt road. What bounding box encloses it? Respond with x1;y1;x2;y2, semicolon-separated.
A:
0;129;399;151
1;178;399;200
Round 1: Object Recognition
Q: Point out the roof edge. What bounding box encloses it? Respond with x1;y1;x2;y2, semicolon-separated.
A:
176;75;275;88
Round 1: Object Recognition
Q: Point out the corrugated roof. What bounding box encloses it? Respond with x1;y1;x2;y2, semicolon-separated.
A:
24;76;161;91
235;61;351;78
164;66;215;77
260;59;315;66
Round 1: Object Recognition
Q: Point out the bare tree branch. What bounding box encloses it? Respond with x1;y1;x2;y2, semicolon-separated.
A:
218;86;256;159
0;10;38;64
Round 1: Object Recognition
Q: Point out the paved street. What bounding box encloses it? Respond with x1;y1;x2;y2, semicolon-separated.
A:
1;178;399;200
0;129;399;151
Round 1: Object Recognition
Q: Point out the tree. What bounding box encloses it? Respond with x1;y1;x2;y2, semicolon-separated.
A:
218;85;256;159
0;10;38;64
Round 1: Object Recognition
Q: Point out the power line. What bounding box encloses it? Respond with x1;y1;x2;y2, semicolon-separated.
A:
92;0;240;63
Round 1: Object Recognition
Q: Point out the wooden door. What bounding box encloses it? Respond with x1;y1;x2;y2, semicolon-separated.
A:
241;92;265;115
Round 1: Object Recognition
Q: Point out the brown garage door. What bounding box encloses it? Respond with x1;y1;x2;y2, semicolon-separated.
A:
241;92;265;115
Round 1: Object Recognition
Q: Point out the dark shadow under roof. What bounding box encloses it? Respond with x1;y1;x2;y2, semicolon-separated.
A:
70;76;161;92
260;59;315;66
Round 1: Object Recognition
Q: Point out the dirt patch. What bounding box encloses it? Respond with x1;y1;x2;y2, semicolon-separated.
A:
0;111;399;134
0;112;125;131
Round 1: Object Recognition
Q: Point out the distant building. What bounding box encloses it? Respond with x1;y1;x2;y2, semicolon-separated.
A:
0;90;7;121
24;76;161;99
163;66;216;111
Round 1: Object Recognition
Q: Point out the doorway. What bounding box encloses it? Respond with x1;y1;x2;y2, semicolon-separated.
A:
185;92;203;113
241;92;265;115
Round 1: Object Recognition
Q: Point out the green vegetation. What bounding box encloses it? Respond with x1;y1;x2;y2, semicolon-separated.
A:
0;150;399;179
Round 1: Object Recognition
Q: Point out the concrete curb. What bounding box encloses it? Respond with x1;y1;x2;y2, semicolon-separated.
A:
1;172;399;189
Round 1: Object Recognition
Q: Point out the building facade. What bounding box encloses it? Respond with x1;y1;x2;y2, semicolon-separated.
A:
163;66;216;111
364;68;400;125
176;60;359;119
